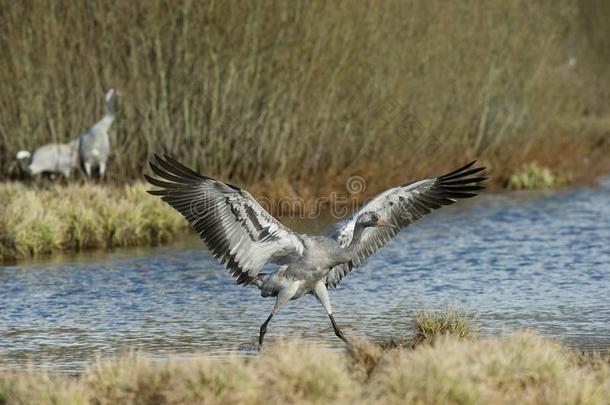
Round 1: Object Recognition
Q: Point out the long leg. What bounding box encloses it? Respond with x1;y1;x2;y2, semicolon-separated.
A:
259;288;294;347
314;282;349;344
259;313;273;346
99;161;107;179
84;162;92;178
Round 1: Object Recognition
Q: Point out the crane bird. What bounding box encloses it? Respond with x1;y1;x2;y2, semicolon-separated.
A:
16;140;80;179
145;155;486;346
79;88;117;179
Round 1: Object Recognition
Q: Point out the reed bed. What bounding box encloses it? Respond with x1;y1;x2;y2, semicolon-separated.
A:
0;182;186;262
0;0;609;191
0;332;608;404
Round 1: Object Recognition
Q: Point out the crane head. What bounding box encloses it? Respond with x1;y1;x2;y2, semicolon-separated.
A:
105;88;117;102
356;212;398;229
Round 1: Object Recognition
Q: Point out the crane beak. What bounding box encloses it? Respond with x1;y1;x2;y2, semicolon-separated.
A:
376;219;399;229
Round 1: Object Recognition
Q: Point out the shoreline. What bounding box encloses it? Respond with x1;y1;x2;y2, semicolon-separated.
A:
1;158;609;263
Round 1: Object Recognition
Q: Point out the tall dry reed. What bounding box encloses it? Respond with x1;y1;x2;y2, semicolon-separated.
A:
0;0;609;191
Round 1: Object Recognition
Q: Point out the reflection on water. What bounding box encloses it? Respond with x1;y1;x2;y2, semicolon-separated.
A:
1;182;609;371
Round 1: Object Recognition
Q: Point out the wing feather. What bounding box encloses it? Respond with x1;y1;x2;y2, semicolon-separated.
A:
326;161;486;288
145;155;304;285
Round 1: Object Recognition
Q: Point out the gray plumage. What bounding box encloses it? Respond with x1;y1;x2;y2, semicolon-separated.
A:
146;155;486;346
16;140;79;178
79;88;117;179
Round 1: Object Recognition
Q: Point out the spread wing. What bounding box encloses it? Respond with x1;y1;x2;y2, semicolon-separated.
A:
145;155;304;285
326;161;486;288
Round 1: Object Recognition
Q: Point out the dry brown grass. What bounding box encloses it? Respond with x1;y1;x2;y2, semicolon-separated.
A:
1;333;608;404
0;0;609;192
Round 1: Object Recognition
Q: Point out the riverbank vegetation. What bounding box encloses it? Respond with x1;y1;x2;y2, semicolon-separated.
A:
0;158;600;262
0;183;186;263
1;330;608;404
507;162;565;190
1;0;609;191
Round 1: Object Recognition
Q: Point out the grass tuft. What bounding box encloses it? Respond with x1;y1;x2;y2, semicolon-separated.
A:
507;162;567;190
346;337;384;380
258;340;356;403
380;310;478;350
410;310;479;346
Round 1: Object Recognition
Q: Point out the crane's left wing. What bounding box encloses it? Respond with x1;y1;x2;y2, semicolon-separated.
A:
326;161;486;288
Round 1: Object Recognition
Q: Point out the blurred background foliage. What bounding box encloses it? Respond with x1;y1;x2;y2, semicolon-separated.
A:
0;0;608;191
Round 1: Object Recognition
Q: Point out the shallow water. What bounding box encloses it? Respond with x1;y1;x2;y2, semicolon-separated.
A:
1;182;609;371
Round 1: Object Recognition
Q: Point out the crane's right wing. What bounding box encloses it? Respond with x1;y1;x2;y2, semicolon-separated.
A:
145;155;304;285
326;161;486;288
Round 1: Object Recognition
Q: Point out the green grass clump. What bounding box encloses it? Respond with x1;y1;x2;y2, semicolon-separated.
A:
410;310;478;346
0;182;187;262
1;333;609;404
507;162;561;190
380;310;478;349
